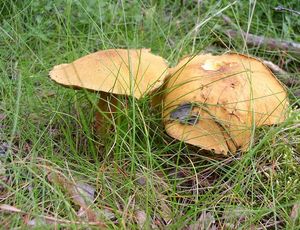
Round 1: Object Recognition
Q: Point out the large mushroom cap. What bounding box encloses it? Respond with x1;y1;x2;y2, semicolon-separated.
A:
49;49;168;99
163;53;289;155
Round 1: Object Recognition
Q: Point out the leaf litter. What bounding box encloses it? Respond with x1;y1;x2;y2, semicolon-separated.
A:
47;170;107;228
187;211;216;230
290;202;300;221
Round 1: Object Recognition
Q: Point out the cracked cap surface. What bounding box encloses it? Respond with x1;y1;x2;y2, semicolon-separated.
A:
163;53;289;155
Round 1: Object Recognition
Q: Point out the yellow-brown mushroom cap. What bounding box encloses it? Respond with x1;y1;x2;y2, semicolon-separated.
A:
49;49;169;99
163;53;289;155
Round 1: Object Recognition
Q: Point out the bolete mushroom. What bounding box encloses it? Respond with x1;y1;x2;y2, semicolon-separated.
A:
49;48;168;133
163;53;289;155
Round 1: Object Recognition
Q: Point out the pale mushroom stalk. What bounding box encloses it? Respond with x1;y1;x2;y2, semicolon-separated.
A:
94;92;119;135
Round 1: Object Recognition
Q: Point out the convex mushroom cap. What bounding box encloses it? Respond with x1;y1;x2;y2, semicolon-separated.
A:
49;48;169;98
163;53;289;155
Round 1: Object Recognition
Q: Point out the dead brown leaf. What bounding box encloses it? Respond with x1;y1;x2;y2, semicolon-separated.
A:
290;202;300;221
0;142;9;156
0;161;7;191
188;211;216;230
221;206;249;228
157;193;172;225
135;210;147;228
47;171;106;228
38;90;56;98
0;114;6;121
25;217;50;227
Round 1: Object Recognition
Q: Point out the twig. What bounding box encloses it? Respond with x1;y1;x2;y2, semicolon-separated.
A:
262;60;287;75
261;59;300;94
274;6;300;16
221;14;300;54
262;60;300;87
225;29;300;53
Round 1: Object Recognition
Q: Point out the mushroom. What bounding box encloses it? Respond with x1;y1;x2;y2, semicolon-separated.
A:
49;48;168;133
163;53;289;155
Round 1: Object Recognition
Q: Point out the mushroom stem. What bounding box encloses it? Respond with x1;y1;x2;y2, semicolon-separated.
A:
94;92;119;135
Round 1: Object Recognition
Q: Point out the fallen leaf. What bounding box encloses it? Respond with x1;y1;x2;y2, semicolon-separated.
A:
0;114;6;121
101;208;116;220
294;89;300;98
0;160;8;191
73;182;95;207
188;211;216;230
157;194;172;224
290;202;300;221
0;142;9;157
135;210;147;228
136;176;147;186
47;171;106;227
221;207;248;228
77;207;88;219
26;217;48;227
0;161;5;175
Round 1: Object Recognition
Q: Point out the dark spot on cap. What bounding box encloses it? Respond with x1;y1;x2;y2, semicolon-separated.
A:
170;103;200;125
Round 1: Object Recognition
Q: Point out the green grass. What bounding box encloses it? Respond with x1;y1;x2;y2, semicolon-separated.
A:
1;0;300;229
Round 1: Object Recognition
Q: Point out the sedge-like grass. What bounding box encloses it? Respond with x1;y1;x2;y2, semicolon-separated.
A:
0;0;300;228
